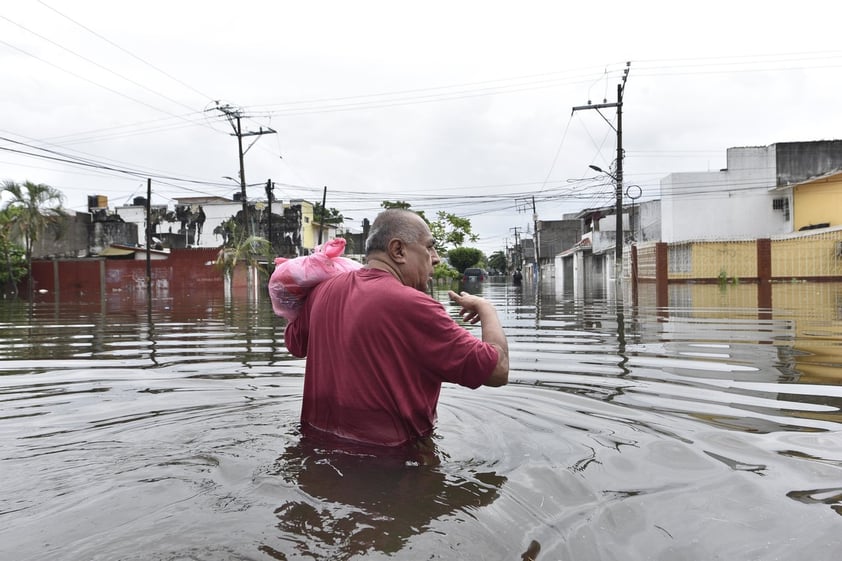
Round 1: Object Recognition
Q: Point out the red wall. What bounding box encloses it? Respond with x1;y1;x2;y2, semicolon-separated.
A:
29;248;225;303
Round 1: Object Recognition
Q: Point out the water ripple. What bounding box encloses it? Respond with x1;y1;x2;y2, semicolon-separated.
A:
2;285;842;560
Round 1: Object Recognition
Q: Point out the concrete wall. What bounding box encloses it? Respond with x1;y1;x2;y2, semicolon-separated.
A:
776;140;842;185
793;174;842;230
636;199;661;242
634;227;842;284
32;212;92;259
660;146;785;242
115;198;318;255
30;248;224;301
90;220;138;255
116;201;238;249
538;219;582;260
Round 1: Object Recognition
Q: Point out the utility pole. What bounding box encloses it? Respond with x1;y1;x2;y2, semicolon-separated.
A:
265;179;274;251
145;178;152;298
317;186;327;246
209;103;276;236
531;195;539;264
573;63;630;287
509;226;523;270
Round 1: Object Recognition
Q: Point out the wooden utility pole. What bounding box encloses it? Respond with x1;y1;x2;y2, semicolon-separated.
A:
209;104;276;236
573;63;630;287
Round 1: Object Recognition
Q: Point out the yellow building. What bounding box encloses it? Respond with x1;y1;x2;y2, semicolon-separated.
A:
289;199;337;252
792;171;842;231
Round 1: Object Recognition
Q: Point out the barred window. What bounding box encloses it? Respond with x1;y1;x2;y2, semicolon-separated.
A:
669;243;692;273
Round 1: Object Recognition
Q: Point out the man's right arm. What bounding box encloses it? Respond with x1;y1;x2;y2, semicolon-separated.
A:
448;291;509;387
284;316;309;358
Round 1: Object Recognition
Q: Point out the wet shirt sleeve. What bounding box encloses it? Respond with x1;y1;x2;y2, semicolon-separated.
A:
284;305;310;358
401;292;499;389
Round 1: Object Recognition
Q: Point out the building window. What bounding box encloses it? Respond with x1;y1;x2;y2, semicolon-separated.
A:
669;243;691;273
772;197;790;221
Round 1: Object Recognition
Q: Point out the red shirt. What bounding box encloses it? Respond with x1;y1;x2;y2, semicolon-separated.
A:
284;268;499;446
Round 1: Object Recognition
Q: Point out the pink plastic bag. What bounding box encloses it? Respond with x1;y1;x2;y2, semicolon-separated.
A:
268;238;362;320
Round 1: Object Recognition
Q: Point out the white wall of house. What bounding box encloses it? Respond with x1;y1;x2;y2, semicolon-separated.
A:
116;198;241;248
660;145;791;242
189;200;242;247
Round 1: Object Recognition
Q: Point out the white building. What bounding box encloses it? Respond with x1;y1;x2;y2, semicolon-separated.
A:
660;145;790;242
116;196;241;248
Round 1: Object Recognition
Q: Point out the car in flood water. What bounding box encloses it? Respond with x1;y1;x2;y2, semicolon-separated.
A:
462;267;487;283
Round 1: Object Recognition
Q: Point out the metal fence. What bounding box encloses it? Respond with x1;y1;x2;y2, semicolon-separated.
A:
631;226;842;283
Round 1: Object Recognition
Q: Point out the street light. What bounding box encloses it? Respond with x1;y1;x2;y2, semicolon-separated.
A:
589;163;623;284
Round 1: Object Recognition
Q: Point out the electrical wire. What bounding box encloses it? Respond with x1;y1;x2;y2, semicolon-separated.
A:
0;14;204;118
36;0;215;102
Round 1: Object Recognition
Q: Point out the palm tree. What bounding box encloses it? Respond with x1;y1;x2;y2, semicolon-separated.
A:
213;217;273;299
1;180;65;300
0;206;26;298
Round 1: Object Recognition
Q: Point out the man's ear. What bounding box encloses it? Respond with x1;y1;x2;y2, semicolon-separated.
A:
387;238;406;263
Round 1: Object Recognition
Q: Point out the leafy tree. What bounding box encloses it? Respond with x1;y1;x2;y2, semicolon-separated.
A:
147;206;171;234
214;217;273;277
429;211;478;253
487;250;507;273
447;246;484;273
381;200;428;222
215;235;273;274
381;200;412;210
175;204;206;244
433;261;460;281
313;202;345;225
378;203;477;254
0;206;26;297
1;180;65;300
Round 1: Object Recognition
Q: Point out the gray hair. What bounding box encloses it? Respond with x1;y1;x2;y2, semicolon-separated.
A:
364;209;425;255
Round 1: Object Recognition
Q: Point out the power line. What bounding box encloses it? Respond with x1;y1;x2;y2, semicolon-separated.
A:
36;0;214;102
0;38;200;124
0;14;202;116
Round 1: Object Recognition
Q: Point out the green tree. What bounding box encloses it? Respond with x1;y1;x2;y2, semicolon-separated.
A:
378;203;476;254
214;218;273;276
0;206;27;297
429;211;478;253
433;261;460;280
487;250;507;273
447;246;484;273
1;180;65;299
313;202;345;225
381;200;412;210
381;200;428;223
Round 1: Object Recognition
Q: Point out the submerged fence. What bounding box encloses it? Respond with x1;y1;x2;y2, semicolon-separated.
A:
631;227;842;308
635;227;842;285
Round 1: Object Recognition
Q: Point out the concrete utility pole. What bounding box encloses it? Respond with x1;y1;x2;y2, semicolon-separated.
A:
531;195;539;264
145;178;152;297
265;179;274;250
210;104;276;236
572;63;630;287
509;226;523;269
317;186;327;246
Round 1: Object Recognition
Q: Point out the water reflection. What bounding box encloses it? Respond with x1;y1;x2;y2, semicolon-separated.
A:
2;281;842;560
262;436;506;559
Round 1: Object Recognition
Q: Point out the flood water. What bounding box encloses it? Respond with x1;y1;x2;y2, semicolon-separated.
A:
2;280;842;560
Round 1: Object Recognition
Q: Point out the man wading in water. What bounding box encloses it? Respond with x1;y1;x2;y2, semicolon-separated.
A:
284;209;509;448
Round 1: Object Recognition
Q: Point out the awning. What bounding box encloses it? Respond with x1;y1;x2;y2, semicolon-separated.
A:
99;246;136;257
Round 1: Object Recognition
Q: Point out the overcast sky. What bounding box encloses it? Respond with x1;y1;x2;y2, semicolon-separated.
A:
3;0;841;253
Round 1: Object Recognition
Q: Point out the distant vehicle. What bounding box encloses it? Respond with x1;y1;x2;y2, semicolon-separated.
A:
462;267;487;282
